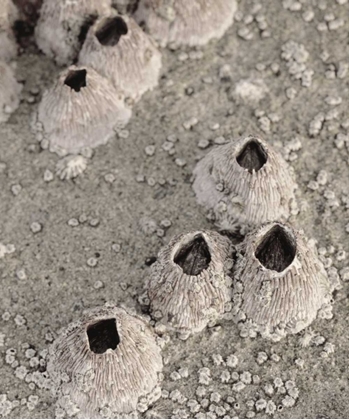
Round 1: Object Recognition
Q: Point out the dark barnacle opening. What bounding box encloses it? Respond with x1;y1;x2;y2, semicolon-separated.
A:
236;139;268;174
96;16;128;46
64;69;87;92
87;318;120;354
174;234;211;276
255;225;296;272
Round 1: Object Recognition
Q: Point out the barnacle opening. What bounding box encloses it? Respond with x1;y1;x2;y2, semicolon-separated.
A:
96;16;128;46
64;69;87;92
87;318;120;354
174;234;211;276
236;139;268;174
255;225;296;272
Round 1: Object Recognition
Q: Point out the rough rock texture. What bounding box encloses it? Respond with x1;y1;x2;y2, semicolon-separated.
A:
79;13;162;103
0;0;18;61
0;60;22;123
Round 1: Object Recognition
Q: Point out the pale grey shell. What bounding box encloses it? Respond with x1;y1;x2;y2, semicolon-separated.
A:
134;0;237;47
112;0;139;14
47;305;163;418
0;61;22;123
232;222;333;341
35;0;112;65
37;65;132;155
192;135;298;228
148;230;233;335
79;13;162;102
0;0;18;61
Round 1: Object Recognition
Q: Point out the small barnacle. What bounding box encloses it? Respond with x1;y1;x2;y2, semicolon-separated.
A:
47;305;163;417
134;0;237;48
0;61;22;123
56;155;88;180
147;231;233;337
79;12;162;102
36;66;131;155
232;222;334;340
35;0;112;65
192;135;298;228
0;0;18;61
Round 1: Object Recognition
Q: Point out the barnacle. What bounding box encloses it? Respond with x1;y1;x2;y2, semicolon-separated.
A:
134;0;237;48
0;0;18;61
56;155;88;180
47;305;163;418
148;230;233;337
192;135;298;228
112;0;139;14
232;222;334;341
79;13;162;102
0;60;22;123
35;0;112;65
36;65;131;155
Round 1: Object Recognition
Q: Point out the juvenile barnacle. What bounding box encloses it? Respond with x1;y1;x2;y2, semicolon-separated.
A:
232;222;334;341
0;0;18;61
47;305;163;417
192;135;298;228
147;230;233;337
134;0;237;48
36;65;131;156
34;0;112;65
79;12;162;102
0;61;22;123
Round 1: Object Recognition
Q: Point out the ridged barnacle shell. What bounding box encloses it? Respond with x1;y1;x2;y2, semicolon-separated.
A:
192;135;298;228
148;230;234;337
134;0;237;48
79;13;162;103
47;305;163;418
0;0;18;61
36;65;131;155
232;222;334;341
35;0;112;65
0;60;22;123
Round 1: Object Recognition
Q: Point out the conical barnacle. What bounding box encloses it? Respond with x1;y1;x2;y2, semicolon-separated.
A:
192;135;298;228
0;60;22;123
232;222;334;341
0;0;18;61
34;0;112;65
47;305;163;417
56;155;88;180
78;13;162;102
134;0;237;48
36;65;131;155
148;230;233;337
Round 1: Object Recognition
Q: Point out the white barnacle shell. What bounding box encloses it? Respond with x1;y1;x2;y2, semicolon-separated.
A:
0;60;22;123
35;0;112;65
148;230;233;336
0;0;18;61
79;13;162;102
134;0;237;48
47;305;163;418
37;65;132;155
232;222;333;341
192;135;298;228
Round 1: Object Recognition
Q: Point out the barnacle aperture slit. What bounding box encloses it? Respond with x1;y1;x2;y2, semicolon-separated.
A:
64;69;87;92
236;139;268;173
174;235;211;276
96;16;128;46
87;318;120;354
255;225;296;272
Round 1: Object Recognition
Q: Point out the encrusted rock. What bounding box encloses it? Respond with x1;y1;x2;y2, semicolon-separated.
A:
232;222;334;341
0;0;18;61
147;230;233;336
192;135;298;228
0;60;22;123
134;0;237;48
36;65;131;155
79;12;162;102
47;305;163;417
